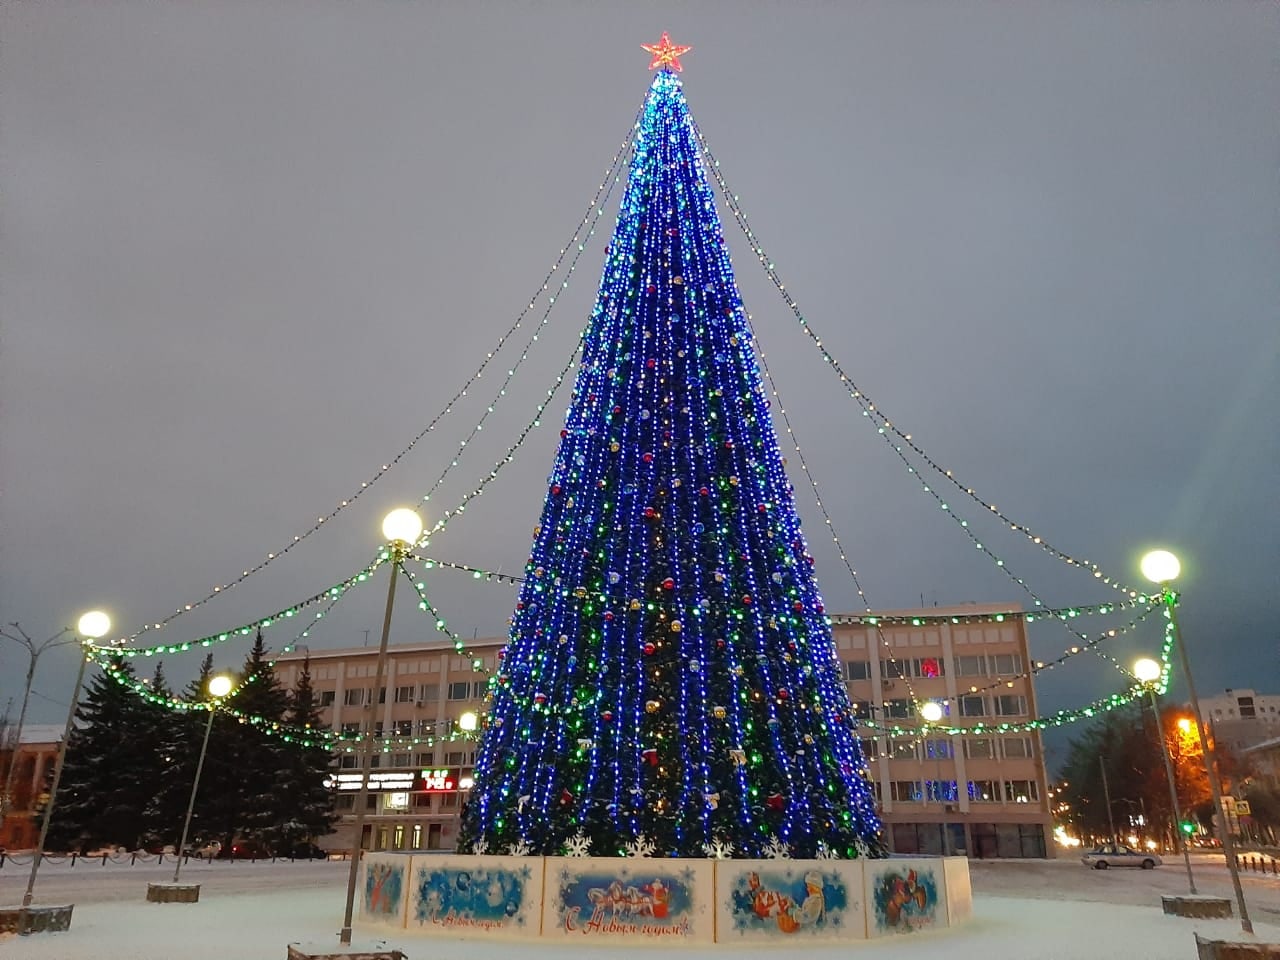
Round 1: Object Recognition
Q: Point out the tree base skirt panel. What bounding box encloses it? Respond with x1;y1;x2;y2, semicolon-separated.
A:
356;852;972;945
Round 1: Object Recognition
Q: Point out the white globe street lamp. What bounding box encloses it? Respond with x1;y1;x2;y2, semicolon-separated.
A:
381;508;424;546
341;508;426;945
22;609;112;915
1131;655;1196;894
172;672;236;885
920;701;944;724
459;711;479;732
1139;549;1252;933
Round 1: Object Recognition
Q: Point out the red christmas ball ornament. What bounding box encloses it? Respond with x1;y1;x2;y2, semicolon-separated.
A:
724;440;733;449
765;792;785;812
793;601;804;612
601;709;614;722
533;692;548;705
642;748;659;767
647;358;656;369
644;506;657;519
816;603;824;614
644;642;656;656
560;429;568;439
662;577;675;591
777;688;789;701
603;610;614;621
613;405;622;415
699;486;709;496
742;594;752;606
758;503;768;513
550;484;561;495
716;638;726;649
515;601;525;611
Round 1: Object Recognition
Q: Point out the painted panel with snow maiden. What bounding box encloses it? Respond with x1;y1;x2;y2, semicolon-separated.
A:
542;856;715;943
408;854;543;938
359;854;409;929
865;859;941;935
717;859;867;942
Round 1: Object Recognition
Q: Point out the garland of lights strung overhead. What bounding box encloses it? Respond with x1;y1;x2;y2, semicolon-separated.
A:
95;32;1182;761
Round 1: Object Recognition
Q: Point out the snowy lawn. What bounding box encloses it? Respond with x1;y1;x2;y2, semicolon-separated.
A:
2;856;1279;959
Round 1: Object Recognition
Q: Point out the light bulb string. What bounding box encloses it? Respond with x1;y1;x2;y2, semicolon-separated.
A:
89;553;390;662
691;122;1141;601
122;119;641;644
751;339;925;710
418;120;637;511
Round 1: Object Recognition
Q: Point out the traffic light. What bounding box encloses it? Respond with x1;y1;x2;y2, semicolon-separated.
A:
1180;821;1195;835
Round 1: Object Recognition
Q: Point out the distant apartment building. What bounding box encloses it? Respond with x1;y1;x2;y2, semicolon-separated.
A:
1200;688;1280;754
0;724;63;850
278;601;1053;858
831;604;1054;858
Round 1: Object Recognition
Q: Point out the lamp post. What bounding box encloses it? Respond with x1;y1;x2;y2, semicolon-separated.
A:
21;610;111;913
919;701;952;856
0;624;77;829
1133;656;1196;893
453;711;478;844
340;507;423;946
172;673;234;884
1141;549;1251;934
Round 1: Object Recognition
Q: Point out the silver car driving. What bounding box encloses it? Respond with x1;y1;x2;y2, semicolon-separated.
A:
1081;842;1162;870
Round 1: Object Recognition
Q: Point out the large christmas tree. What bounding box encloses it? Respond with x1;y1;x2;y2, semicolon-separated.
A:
459;37;884;860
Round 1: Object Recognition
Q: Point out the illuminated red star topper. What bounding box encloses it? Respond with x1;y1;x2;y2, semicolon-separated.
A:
642;32;692;72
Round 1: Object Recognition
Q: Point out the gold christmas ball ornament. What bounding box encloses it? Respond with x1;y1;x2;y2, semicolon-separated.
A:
646;699;661;714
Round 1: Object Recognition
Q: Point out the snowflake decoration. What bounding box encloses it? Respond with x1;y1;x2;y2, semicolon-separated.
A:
702;840;734;860
624;834;656;858
815;841;839;860
506;840;532;857
563;832;591;858
471;838;489;855
762;836;791;860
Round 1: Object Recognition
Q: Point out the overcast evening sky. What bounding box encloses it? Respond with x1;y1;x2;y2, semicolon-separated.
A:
2;3;1277;771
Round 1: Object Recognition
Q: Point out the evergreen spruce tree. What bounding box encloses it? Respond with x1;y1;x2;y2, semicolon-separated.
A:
146;654;218;850
48;655;158;851
460;55;884;859
204;632;289;853
276;656;338;853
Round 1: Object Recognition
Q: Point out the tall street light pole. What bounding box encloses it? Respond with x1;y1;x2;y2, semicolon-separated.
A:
1141;549;1251;935
339;508;423;946
21;610;111;913
1133;656;1196;894
173;673;234;884
0;624;76;828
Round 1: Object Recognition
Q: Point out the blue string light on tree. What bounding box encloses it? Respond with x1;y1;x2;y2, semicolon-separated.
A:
458;39;885;861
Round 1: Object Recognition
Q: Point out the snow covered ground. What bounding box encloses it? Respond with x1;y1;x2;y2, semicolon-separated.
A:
2;854;1278;959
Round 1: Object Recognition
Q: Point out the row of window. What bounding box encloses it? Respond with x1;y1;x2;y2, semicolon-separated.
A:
321;681;489;708
336;749;477;770
860;736;1035;761
852;694;1027;719
846;653;1024;682
874;779;1040;804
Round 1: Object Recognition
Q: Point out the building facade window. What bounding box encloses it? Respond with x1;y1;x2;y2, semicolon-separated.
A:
890;740;917;760
959;695;986;717
1005;780;1039;803
955;655;986;677
989;653;1023;675
418;682;439;703
891;780;922;802
318;690;336;707
913;657;945;679
343;688;367;707
965;738;995;759
995;695;1027;717
448;682;471;701
1002;737;1034;759
394;685;415;703
925;779;959;803
923;738;954;760
885;699;914;719
968;779;998;801
880;659;907;679
846;660;871;681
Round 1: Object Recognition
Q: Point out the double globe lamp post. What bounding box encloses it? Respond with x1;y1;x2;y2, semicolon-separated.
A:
1140;549;1251;934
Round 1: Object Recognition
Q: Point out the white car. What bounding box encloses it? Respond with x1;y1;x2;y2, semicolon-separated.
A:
1081;842;1162;870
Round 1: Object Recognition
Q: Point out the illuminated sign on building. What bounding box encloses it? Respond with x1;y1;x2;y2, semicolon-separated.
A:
324;771;417;792
419;768;460;792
